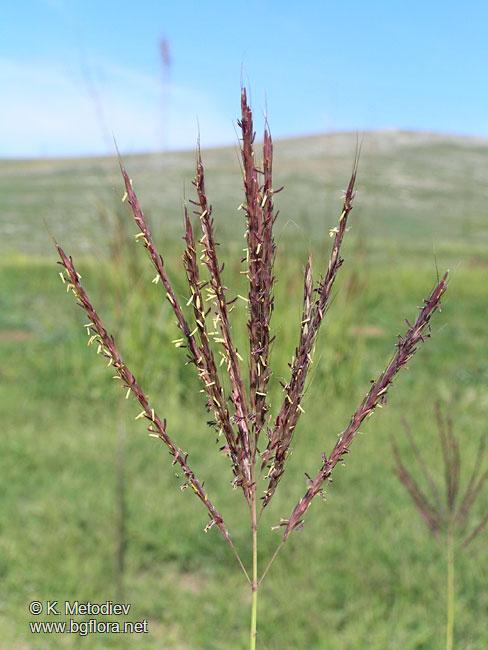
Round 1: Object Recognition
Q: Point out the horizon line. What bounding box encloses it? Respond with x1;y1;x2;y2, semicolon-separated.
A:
2;127;488;163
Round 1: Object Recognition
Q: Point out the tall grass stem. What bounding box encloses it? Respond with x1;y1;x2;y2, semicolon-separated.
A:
250;492;258;650
446;525;455;650
115;416;127;600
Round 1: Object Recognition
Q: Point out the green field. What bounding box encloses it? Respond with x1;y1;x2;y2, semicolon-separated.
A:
1;131;487;649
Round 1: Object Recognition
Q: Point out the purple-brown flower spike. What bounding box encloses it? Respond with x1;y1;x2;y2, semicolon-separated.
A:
394;402;488;547
261;151;359;506
238;89;278;451
56;244;234;544
282;272;448;539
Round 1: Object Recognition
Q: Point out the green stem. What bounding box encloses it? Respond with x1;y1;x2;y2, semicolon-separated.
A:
250;493;258;650
115;416;127;601
446;526;455;650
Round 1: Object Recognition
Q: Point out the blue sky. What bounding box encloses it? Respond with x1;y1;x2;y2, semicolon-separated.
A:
1;0;488;157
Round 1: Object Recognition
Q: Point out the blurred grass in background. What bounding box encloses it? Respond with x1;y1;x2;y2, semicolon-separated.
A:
0;131;487;648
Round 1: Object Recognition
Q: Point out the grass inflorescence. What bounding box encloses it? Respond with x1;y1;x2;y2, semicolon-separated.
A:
55;88;449;647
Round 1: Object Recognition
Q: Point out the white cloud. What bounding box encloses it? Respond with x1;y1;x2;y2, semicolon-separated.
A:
0;57;234;157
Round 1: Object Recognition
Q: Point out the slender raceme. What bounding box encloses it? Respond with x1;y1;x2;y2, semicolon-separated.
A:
56;244;249;580
280;272;448;540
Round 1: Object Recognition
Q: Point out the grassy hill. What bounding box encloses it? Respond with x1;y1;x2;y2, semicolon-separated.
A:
1;130;488;260
1;131;487;649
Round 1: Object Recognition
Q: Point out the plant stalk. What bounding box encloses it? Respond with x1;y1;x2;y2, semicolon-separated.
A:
446;524;455;650
115;416;127;601
250;491;258;650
